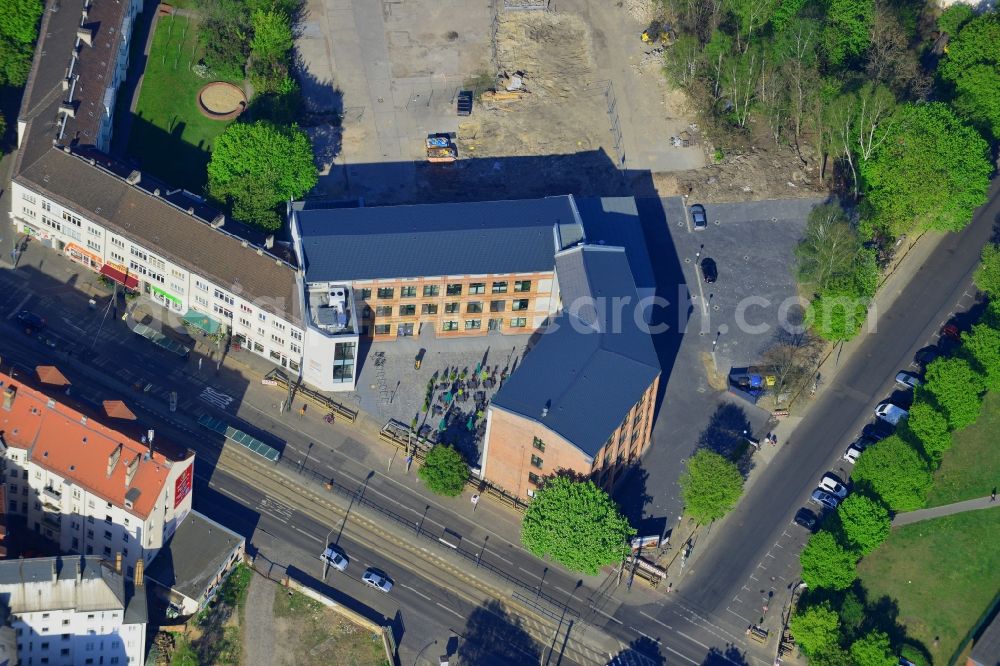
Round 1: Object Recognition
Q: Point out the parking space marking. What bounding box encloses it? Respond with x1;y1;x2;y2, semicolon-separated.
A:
725;607;751;623
6;293;32;318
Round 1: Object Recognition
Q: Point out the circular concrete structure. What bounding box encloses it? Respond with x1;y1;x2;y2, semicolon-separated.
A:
197;81;247;120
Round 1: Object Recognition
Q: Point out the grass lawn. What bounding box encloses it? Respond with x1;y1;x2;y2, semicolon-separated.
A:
273;588;387;666
127;12;242;191
925;391;1000;507
856;508;1000;665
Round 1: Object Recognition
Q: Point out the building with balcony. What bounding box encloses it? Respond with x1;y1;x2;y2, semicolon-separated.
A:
0;372;195;579
0;555;147;666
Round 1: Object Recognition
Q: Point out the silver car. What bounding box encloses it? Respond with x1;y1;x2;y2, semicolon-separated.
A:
895;371;922;390
320;545;349;572
691;204;707;230
818;474;849;499
362;568;393;593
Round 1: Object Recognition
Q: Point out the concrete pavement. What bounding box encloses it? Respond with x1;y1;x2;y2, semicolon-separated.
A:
893;496;1000;527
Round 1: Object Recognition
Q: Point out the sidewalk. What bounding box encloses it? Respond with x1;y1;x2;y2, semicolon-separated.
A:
893;496;1000;527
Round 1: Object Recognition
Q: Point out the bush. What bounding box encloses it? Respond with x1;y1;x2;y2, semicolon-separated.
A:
800;530;858;590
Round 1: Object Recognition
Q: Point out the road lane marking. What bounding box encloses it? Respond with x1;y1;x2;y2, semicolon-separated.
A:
591;607;623;625
663;644;698;665
399;583;431;601
435;602;463;619
639;611;671;629
491;552;514;565
290;525;322;543
6;293;32;318
677;630;710;650
518;566;541;579
633;628;660;643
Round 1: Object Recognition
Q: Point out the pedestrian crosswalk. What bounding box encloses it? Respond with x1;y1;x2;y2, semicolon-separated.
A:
199;386;235;410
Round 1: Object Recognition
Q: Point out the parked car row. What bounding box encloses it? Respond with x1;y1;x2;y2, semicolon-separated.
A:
320;545;394;593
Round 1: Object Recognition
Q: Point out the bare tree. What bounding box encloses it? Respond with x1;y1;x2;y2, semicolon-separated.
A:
725;48;758;128
781;23;818;158
729;0;777;52
757;54;786;144
826;94;859;198
762;329;822;407
854;82;896;163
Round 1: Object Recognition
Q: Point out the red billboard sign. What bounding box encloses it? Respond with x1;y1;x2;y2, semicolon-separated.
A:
174;465;193;508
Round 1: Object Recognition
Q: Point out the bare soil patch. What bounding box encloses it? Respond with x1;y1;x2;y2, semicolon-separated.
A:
198;81;248;120
271;588;386;666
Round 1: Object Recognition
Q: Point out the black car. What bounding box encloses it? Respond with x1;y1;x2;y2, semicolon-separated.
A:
863;420;894;442
914;347;940;367
794;508;818;530
700;257;718;283
691;203;707;230
15;310;46;334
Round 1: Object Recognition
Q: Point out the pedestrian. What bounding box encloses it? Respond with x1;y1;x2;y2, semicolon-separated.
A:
299;404;307;418
991;487;996;502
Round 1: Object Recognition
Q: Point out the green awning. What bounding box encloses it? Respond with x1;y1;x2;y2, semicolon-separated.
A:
151;285;182;306
183;309;223;335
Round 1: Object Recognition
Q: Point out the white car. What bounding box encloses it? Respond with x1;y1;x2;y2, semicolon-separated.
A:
818;474;849;499
320;545;349;572
362;568;393;593
810;490;840;510
895;371;922;390
843;445;863;465
875;403;909;425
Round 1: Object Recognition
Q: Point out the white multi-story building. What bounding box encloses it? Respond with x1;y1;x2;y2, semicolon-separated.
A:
0;555;147;666
0;372;195;579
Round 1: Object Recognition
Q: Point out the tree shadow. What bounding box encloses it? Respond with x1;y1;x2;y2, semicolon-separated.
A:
700;644;749;665
457;599;542;666
607;636;665;665
612;463;661;538
696;402;754;474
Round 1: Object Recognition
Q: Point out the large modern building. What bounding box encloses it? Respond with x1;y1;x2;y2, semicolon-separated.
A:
0;371;195;579
0;555;147;666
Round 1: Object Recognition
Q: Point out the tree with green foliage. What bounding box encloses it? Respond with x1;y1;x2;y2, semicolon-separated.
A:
836;494;890;555
904;395;952;461
924;356;986;429
860;103;991;238
417;444;468;497
821;0;874;67
963;322;1000;392
806;283;870;342
207;121;317;231
521;476;635;575
199;0;253;79
809;644;854;666
974;243;1000;298
678;449;744;524
938;12;1000;142
250;10;294;93
788;602;841;655
852;435;932;511
938;4;975;36
838;590;865;635
0;0;43;86
770;0;809;33
795;204;859;291
850;630;897;666
800;530;858;590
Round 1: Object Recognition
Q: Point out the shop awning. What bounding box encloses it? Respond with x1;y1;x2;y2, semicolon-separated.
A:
151;285;182;306
182;309;223;335
100;264;139;290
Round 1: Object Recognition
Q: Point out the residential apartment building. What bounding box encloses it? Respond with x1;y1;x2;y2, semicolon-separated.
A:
0;372;195;579
10;0;306;375
0;555;147;666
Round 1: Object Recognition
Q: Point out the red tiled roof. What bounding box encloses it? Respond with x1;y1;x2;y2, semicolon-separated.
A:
0;371;190;519
102;400;136;421
36;365;70;386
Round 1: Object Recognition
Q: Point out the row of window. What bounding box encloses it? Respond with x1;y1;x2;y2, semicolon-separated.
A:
361;280;532;301
372;299;530;318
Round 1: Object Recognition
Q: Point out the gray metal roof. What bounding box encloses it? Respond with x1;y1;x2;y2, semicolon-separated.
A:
296;196;586;282
0;556;145;622
145;510;245;603
491;245;660;457
575;197;656;294
970;612;1000;666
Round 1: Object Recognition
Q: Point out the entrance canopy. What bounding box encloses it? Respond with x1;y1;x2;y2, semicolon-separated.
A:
182;310;223;335
100;264;139;290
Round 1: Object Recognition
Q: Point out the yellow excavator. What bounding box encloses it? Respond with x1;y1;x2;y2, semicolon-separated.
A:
641;19;674;45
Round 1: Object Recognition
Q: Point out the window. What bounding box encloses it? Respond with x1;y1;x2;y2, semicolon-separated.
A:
376;287;394;299
290;342;301;354
105;515;112;524
374;324;391;335
171;268;184;279
533;437;545;452
514;280;532;292
103;530;112;540
423;285;440;297
358;288;371;300
469;282;486;294
272;320;286;332
464;319;481;330
291;329;302;341
492;281;508;293
214;289;234;305
111;236;125;249
400;286;416;298
129;246;146;260
213;304;233;320
270;334;284;345
149;255;165;271
62;211;82;227
21;206;37;219
490;300;505;313
22;192;37;204
444;302;460;314
530;455;543;469
399;304;416;316
528;472;541;485
87;226;101;237
86;239;101;251
512;299;529;311
128;260;148;276
42;200;52;212
194;295;208;307
397;323;414;336
510;317;527;328
442;320;458;332
110;251;125;264
332;341;356;383
421;303;438;315
446;283;462;296
194;279;208;292
466;302;483;313
238;317;251;328
375;305;392;317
